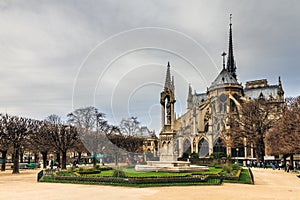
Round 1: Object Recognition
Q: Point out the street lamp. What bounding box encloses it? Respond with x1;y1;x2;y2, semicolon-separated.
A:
236;148;239;165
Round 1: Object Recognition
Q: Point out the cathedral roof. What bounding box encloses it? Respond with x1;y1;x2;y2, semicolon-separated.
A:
210;68;238;88
244;85;278;99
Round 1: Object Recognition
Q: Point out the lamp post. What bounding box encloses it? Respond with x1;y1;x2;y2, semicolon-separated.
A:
236;148;239;165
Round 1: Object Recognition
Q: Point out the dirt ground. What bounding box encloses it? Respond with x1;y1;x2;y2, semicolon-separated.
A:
0;168;299;200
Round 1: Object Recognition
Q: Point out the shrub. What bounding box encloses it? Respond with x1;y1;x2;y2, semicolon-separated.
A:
112;169;126;178
100;166;113;171
190;152;199;159
69;166;76;172
222;164;233;174
181;152;189;159
209;152;227;159
78;167;84;172
232;164;240;170
93;165;101;170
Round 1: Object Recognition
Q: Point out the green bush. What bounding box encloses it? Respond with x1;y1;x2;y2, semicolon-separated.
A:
190;152;199;159
100;166;113;171
112;169;127;178
222;164;233;174
210;152;227;159
181;152;189;159
93;165;101;170
78;167;84;172
232;164;240;170
69;166;76;172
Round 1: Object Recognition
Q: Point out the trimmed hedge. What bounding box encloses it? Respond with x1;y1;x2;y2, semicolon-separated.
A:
78;170;101;175
50;175;221;185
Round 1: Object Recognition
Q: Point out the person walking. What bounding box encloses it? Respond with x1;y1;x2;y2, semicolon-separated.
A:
49;158;54;170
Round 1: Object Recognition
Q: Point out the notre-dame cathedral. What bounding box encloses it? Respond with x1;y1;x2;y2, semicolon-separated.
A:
158;19;285;161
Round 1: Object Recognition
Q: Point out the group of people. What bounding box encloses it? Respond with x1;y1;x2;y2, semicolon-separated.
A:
48;158;60;170
246;160;297;172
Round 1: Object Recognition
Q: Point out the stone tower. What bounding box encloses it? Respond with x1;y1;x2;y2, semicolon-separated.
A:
159;62;177;161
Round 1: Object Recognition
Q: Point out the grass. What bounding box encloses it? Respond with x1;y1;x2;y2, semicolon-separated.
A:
87;167;222;178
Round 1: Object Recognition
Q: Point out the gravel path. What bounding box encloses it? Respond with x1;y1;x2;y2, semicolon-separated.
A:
0;168;299;200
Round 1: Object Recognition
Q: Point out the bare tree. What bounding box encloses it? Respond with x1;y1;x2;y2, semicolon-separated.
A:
67;106;116;166
45;114;62;125
30;121;53;168
47;123;79;169
107;134;144;154
119;116;140;136
227;98;279;162
1;115;37;173
0;114;11;171
45;114;63;164
266;97;300;166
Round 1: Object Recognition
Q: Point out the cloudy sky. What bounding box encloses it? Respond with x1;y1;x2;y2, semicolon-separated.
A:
0;0;299;133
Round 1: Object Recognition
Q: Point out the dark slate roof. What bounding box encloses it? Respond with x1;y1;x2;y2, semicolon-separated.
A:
193;92;208;103
244;85;278;99
210;69;238;87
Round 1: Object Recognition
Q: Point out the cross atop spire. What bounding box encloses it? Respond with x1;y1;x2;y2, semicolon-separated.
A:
221;51;227;69
226;14;237;80
164;62;172;90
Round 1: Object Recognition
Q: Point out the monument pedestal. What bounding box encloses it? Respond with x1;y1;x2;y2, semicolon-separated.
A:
135;161;209;172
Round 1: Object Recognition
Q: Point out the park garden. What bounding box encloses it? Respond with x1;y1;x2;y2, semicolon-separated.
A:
38;161;253;187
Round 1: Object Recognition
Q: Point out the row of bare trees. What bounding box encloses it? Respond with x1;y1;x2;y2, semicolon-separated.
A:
225;96;300;164
266;97;300;165
0;114;80;173
0;106;147;173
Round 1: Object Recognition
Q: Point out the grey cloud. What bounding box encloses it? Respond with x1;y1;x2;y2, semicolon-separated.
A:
0;0;299;132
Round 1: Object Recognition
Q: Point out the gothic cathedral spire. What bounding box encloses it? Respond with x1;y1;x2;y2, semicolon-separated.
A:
164;61;172;90
226;14;237;80
160;62;176;131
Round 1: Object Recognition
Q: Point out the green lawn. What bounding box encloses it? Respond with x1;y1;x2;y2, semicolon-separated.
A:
88;167;222;178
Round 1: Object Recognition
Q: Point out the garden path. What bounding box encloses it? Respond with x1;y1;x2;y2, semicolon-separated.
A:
0;168;299;200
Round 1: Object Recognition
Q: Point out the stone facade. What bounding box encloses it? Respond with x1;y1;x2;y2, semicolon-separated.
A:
159;21;285;161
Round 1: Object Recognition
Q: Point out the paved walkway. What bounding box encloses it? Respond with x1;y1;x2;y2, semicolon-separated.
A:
0;168;299;200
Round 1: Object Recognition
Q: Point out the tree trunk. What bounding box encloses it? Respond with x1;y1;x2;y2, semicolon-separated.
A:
28;152;31;164
255;138;265;163
290;154;294;169
56;152;61;167
41;151;48;169
77;152;82;162
12;144;20;174
34;153;38;163
115;151;119;166
1;150;7;171
20;151;24;163
62;150;67;169
92;152;96;167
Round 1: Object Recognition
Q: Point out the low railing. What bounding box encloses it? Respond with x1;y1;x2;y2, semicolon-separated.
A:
37;170;43;182
37;169;57;182
248;167;254;184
